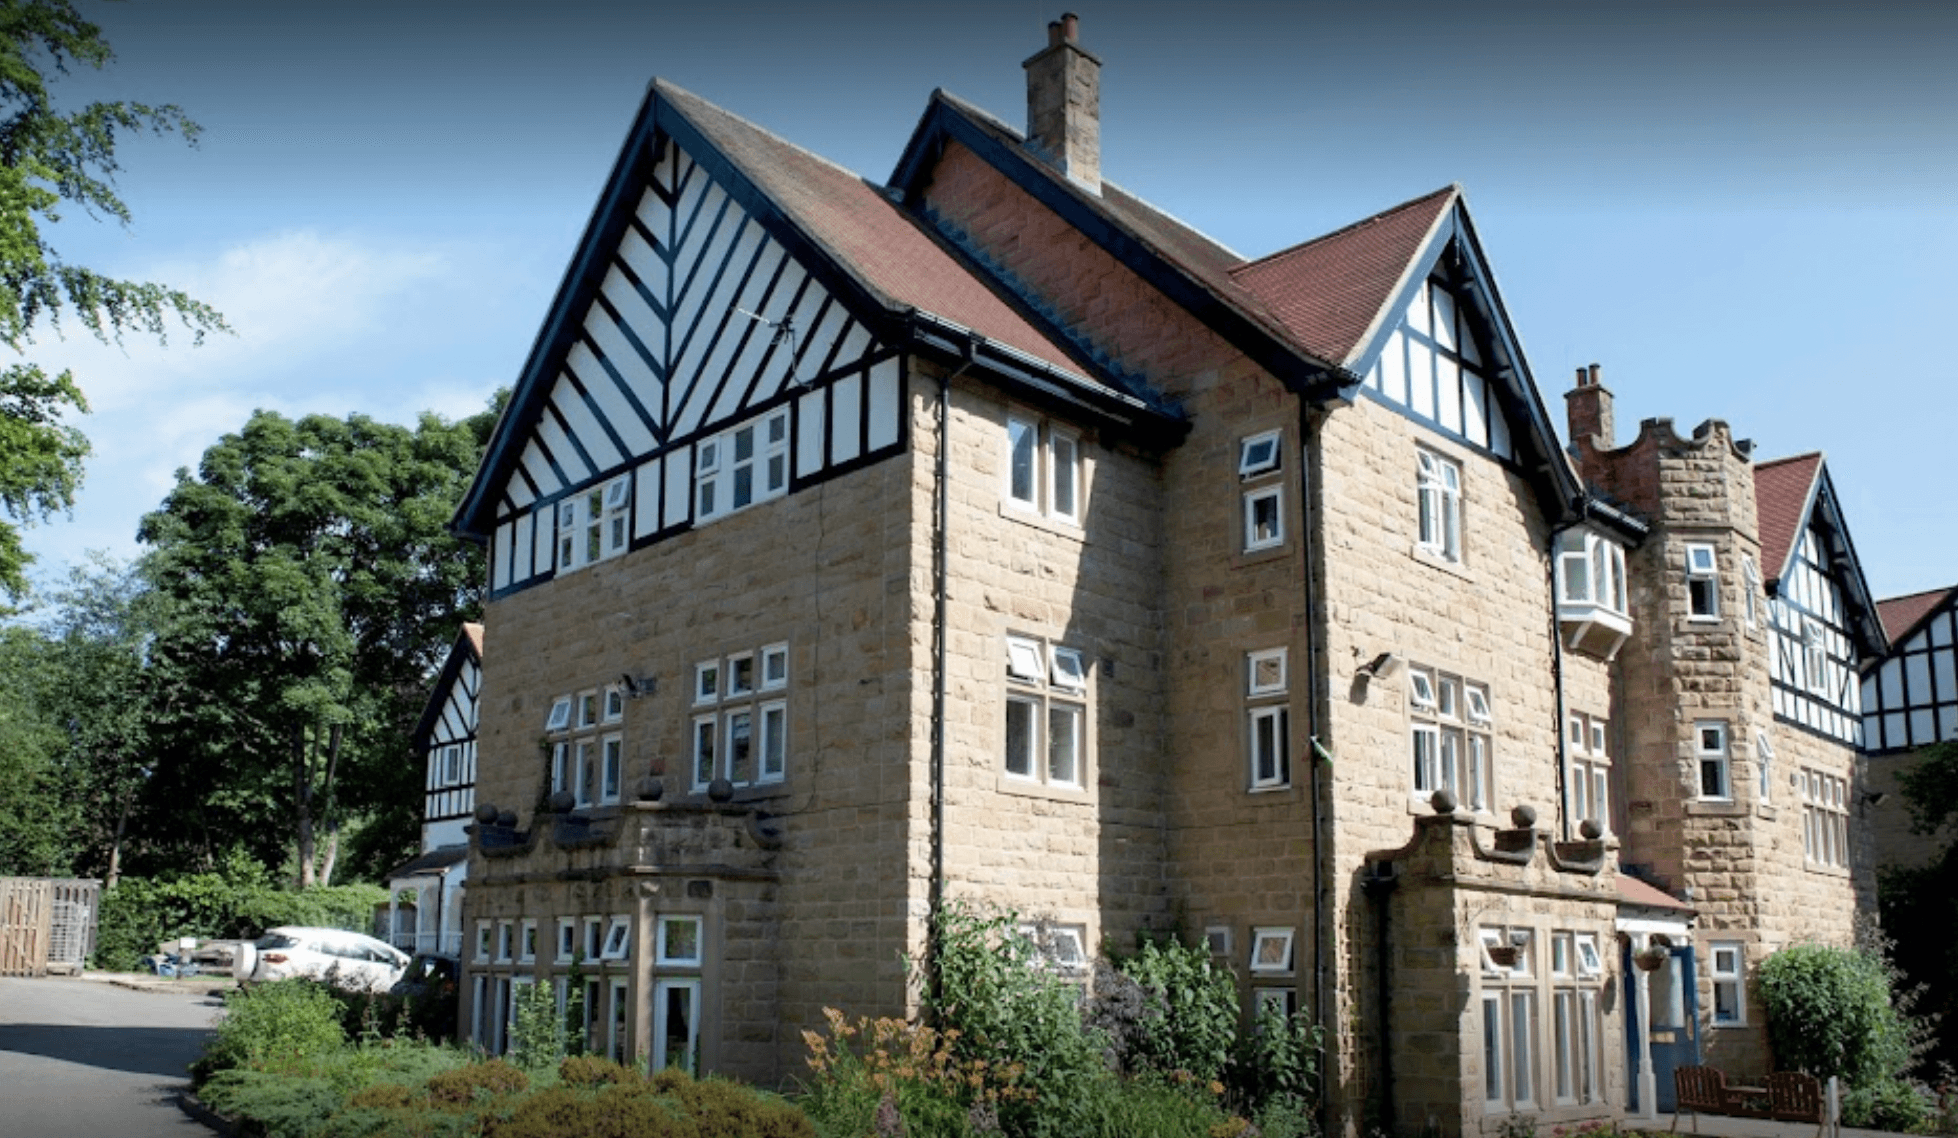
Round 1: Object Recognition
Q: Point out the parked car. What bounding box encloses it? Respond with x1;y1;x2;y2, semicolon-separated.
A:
388;950;459;999
231;926;410;991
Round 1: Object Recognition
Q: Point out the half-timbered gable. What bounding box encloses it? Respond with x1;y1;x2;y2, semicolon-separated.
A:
1754;454;1886;746
1863;585;1958;753
455;80;1157;592
416;623;483;842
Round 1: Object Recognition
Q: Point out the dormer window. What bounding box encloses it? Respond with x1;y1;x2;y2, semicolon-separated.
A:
1556;528;1631;659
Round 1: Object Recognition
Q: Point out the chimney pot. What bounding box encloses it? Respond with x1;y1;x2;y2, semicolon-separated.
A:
1588;362;1602;387
1061;12;1079;41
1574;366;1589;388
1564;360;1616;452
1047;20;1063;47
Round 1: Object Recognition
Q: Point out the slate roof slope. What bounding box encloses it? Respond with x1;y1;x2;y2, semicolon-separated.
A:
1755;452;1823;583
1877;586;1957;645
1228;187;1459;368
655;81;1117;395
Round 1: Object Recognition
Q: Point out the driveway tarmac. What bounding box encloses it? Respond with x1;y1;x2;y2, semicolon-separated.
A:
0;974;224;1137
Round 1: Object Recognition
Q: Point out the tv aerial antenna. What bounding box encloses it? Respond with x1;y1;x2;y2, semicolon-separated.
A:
735;308;804;386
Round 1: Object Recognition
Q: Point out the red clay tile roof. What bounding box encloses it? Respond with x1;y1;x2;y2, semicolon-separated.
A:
1227;187;1459;368
1877;586;1957;644
657;81;1098;387
1753;452;1822;582
1616;874;1695;913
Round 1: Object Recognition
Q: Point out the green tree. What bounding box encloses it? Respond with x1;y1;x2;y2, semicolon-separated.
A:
1879;739;1958;1073
0;0;226;597
135;402;496;884
0;620;78;873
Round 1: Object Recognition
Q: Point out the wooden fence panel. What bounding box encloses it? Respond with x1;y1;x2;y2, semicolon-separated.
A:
0;878;52;977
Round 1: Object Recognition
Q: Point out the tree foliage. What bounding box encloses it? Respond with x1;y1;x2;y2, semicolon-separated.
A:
0;0;227;597
133;403;496;884
1880;738;1958;1075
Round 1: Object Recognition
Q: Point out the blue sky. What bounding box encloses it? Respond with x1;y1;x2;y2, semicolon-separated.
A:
23;0;1957;601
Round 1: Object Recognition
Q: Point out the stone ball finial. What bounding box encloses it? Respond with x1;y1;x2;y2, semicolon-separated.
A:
1510;804;1537;829
547;791;575;814
707;778;735;803
496;809;518;828
1430;788;1458;815
1579;818;1603;840
636;776;663;802
473;803;498;824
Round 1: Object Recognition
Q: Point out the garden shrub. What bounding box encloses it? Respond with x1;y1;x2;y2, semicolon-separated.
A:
798;1007;1034;1138
1841;1076;1933;1132
558;1054;634;1086
196;1069;348;1138
484;1068;812;1138
1105;937;1238;1082
194;979;348;1085
1233;1001;1323;1123
509;977;570;1069
425;1058;530;1105
1758;943;1912;1088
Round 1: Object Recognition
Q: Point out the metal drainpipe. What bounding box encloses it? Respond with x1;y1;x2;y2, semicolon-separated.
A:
928;341;977;1009
1298;401;1331;1138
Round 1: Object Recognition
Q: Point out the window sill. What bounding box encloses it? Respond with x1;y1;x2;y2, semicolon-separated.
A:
1407;795;1493;819
1409;543;1474;582
1804;861;1851;879
998;501;1086;544
1685;799;1748;817
996;774;1092;804
1755;804;1777;821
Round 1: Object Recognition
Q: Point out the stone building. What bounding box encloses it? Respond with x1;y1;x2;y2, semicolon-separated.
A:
443;15;1877;1134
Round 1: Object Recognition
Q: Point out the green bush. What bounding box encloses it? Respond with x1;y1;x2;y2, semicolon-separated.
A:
1234;1001;1323;1122
197;1069;348;1138
1108;937;1238;1082
558;1055;634;1086
484;1067;811;1138
194;979;348;1085
93;854;388;972
425;1058;530;1106
1759;943;1912;1088
1841;1077;1933;1132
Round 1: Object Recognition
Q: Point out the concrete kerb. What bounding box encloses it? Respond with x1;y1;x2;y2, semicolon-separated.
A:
1625;1111;1917;1138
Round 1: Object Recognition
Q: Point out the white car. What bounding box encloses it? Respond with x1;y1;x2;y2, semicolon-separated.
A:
231;926;411;992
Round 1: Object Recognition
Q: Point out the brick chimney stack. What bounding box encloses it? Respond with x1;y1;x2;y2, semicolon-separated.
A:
1564;362;1615;454
1023;13;1102;194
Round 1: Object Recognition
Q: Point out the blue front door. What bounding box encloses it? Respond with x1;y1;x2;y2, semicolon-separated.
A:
1624;943;1701;1113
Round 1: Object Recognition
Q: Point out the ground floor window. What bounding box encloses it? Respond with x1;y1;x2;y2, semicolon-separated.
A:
609;977;630;1063
1710;940;1746;1025
654;978;701;1073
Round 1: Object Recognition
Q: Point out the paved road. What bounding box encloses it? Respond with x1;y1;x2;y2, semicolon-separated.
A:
0;975;225;1137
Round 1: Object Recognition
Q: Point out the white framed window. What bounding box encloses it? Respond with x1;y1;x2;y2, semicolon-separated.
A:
439;744;460;784
1549;931;1602;1105
1686;543;1720;619
600;734;624;805
544;696;573;733
1480;926;1539;1110
1249;705;1290;790
689;643;792;792
583;916;604;963
555;476;631;572
519;919;538;963
1710;941;1746;1025
1567;711;1611;833
1416;449;1463;563
1409;664;1493;811
1005;412;1084;523
1742;555;1761;628
1243;484;1283;551
602;476;630;556
1756;730;1776;804
1254;988;1297;1020
1696;721;1731;800
695;408;790;522
1555;528;1629;617
608;977;630;1063
1248;648;1287;697
600;916;631;961
556;918;576;964
474;920;491;964
1204;926;1232;956
760;643;789;690
1239;429;1282;477
572;739;597;807
657;915;703;967
576;690;599;730
653;978;701;1073
602;685;626;723
1801;768;1849;869
1002;633;1088;789
1250;927;1295;974
1020;923;1087;975
496;920;513;963
1802;620;1829;695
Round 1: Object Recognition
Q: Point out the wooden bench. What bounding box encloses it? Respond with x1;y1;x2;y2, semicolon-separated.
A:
1671;1066;1826;1135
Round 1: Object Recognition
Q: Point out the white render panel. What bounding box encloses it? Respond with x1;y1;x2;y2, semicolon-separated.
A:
675;221;769;426
505;479;535;510
867;358;901;451
576;352;659;459
1436;354;1462;434
796;390;825;477
1463;370;1489;448
663;443;693;530
717;242;795;402
533;504;556;578
1408;340;1435;419
1381;331;1408;403
513;512;535;585
801;302;853;384
492;522;513;592
615;221;667;301
582;305;662;419
518;439;562;500
549;378;624;474
1490;396;1513;458
635;457;663;537
534;413;590;485
830;372;864;465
